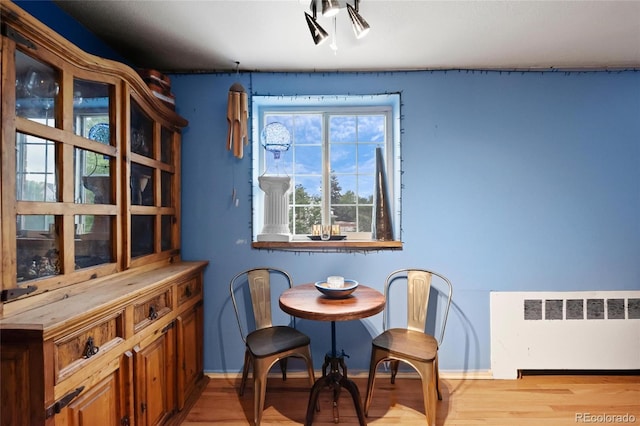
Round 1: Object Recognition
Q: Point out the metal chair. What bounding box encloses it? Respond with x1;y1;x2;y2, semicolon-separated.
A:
229;267;315;426
364;268;453;426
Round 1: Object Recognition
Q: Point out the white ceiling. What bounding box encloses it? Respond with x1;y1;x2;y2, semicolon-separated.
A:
53;0;640;73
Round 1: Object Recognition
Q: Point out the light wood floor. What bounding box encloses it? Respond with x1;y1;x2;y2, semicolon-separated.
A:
182;372;640;425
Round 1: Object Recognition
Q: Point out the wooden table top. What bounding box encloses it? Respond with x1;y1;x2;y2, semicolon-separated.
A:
279;283;385;322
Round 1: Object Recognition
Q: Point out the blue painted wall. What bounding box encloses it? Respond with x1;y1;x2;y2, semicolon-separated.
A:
24;0;640;374
172;70;640;374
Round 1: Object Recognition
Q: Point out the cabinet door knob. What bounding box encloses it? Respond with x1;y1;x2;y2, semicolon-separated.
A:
149;305;158;320
83;336;99;358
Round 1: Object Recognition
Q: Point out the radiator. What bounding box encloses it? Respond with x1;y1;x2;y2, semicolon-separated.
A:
490;291;640;379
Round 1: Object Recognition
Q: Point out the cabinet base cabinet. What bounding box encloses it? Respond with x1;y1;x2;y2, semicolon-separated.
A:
0;330;47;426
0;261;208;426
177;301;204;409
56;365;128;426
134;326;176;426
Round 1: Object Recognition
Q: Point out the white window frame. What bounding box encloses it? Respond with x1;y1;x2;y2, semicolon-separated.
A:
251;94;401;243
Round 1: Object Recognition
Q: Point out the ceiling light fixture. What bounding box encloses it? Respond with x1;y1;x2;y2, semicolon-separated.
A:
305;0;329;45
322;0;341;17
347;0;370;39
305;0;370;47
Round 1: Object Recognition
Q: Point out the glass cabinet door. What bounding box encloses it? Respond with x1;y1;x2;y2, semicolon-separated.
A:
73;79;116;271
129;99;179;262
160;128;177;252
10;45;117;288
14;49;63;284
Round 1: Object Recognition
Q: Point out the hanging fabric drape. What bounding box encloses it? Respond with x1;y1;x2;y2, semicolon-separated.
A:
226;82;248;159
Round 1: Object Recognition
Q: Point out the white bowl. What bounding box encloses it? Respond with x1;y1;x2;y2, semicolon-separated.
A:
314;279;359;299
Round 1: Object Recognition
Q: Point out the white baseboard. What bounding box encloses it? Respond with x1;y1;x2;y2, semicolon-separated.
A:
205;369;494;380
438;370;494;380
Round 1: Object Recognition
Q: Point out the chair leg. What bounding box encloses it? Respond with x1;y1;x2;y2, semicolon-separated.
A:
435;354;442;400
278;357;288;381
416;361;437;426
307;364;315;388
299;347;319;413
303;348;316;388
390;359;400;384
364;347;385;417
253;358;269;426
240;349;251;396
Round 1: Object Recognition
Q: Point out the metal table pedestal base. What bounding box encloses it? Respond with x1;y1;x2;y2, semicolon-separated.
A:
305;321;367;425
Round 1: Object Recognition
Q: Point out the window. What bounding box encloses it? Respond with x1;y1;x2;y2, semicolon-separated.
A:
252;94;401;248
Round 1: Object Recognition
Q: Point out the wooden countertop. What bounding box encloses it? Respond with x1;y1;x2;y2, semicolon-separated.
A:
0;260;208;338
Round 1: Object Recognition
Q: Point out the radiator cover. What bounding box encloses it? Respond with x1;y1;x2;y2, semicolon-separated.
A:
490;291;640;379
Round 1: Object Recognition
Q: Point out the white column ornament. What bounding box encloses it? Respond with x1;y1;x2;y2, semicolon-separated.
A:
257;175;292;241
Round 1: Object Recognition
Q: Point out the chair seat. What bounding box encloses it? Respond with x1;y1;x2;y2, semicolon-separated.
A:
372;328;438;362
246;326;311;358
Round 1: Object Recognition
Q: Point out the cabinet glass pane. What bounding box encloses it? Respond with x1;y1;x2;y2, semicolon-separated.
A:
161;171;172;207
131;100;154;158
73;79;111;142
131;215;154;258
75;148;113;204
161;127;173;163
15;50;58;126
16;133;58;202
131;164;154;206
161;215;173;251
16;214;60;282
75;215;113;269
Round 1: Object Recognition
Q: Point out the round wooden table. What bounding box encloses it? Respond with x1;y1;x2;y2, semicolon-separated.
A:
279;283;385;426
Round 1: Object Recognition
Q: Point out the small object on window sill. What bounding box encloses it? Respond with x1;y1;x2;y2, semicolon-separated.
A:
307;235;346;241
373;147;394;241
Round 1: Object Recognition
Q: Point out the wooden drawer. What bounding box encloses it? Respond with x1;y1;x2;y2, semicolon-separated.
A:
177;277;202;306
54;311;124;384
133;288;172;333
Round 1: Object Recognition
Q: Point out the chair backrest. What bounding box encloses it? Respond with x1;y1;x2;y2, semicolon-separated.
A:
383;268;453;345
229;267;294;343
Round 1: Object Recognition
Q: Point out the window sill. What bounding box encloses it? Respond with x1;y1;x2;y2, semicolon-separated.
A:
251;240;403;253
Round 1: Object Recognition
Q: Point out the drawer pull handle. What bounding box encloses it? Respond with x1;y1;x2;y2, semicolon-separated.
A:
83;337;99;358
45;386;85;418
185;286;192;298
149;305;158;320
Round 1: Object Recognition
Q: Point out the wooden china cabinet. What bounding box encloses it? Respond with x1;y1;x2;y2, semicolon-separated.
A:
0;2;208;425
